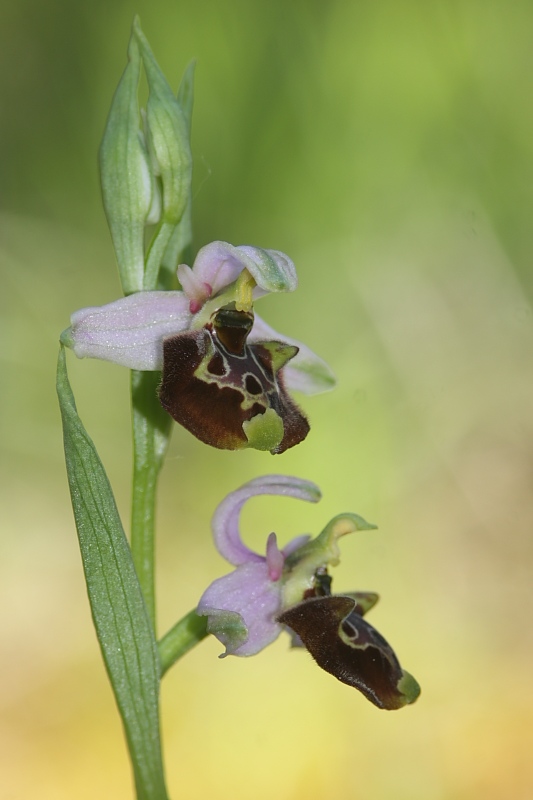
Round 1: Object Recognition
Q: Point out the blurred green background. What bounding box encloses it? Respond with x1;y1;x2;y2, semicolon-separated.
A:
2;1;533;798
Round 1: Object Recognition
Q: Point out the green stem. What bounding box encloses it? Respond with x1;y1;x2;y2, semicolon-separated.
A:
131;370;172;632
144;220;177;291
158;611;209;676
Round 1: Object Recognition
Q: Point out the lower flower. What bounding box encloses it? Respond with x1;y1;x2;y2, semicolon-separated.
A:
197;475;421;710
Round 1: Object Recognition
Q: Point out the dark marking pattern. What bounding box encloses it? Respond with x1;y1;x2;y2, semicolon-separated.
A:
278;571;419;710
159;305;310;453
245;374;263;395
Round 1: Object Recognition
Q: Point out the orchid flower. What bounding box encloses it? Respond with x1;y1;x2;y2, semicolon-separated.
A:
197;475;421;710
61;241;335;453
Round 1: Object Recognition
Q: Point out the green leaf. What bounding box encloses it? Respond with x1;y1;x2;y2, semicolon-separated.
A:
56;347;169;800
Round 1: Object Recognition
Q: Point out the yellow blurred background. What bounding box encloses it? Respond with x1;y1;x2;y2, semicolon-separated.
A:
2;1;533;798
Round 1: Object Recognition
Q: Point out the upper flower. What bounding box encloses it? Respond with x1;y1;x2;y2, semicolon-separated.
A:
61;241;336;453
197;475;421;710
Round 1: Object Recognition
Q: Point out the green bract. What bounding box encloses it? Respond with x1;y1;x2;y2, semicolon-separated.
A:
99;33;151;294
99;18;193;295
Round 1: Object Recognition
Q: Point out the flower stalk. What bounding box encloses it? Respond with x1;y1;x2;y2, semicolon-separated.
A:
158;611;209;676
131;370;172;629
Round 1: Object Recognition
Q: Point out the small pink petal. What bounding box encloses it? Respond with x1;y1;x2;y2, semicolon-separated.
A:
177;263;211;306
191;242;245;297
266;533;284;581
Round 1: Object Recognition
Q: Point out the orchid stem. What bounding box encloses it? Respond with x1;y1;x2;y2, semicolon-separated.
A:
158;611;209;676
131;370;172;633
144;220;176;291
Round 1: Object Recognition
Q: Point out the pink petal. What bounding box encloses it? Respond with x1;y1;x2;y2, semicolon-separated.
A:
191;242;247;297
192;241;297;296
176;263;212;309
212;475;321;566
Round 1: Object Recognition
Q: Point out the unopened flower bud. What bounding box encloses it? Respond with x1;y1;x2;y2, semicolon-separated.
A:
133;18;192;231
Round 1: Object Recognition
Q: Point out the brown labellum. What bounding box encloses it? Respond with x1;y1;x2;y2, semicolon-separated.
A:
278;595;421;710
159;304;310;454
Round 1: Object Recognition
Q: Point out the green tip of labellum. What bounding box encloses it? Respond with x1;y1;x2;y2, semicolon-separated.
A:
396;670;421;706
203;609;249;657
60;327;74;348
345;591;380;616
243;408;284;452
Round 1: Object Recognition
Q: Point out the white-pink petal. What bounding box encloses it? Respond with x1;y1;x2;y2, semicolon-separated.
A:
191;241;297;297
68;291;191;370
236;245;297;293
250;315;336;395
